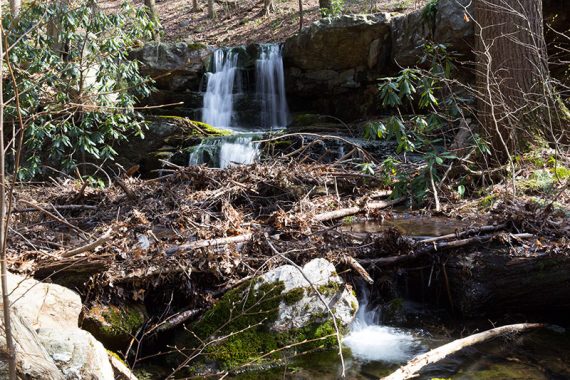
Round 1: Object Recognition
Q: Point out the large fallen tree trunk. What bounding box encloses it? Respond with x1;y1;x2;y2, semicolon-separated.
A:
382;323;544;380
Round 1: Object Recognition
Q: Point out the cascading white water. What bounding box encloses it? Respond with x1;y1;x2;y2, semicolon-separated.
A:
192;44;289;168
256;44;289;129
343;287;420;363
202;49;240;129
188;135;259;169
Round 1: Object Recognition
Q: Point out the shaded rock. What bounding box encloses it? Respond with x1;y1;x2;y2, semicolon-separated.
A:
392;0;474;67
391;10;432;68
130;42;212;91
82;304;147;352
433;0;474;57
284;14;392;71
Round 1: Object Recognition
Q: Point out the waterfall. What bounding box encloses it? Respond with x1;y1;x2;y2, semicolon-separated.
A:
202;49;240;129
256;44;289;129
343;286;420;363
188;135;259;169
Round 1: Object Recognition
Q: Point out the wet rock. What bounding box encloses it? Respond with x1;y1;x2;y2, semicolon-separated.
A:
0;273;118;380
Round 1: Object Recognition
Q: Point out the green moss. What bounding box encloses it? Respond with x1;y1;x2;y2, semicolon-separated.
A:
99;305;145;337
283;288;305;305
316;281;341;297
552;166;570;180
187;42;207;51
479;194;497;208
518;169;554;193
178;280;346;372
158;115;231;137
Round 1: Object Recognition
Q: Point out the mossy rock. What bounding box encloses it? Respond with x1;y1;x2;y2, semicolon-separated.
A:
157;115;231;138
82;303;147;351
174;279;346;373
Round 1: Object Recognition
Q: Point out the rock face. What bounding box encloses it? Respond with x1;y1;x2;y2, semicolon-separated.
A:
175;258;358;372
283;14;392;120
284;14;392;71
283;2;475;119
0;273;127;380
130;42;212;92
258;258;358;331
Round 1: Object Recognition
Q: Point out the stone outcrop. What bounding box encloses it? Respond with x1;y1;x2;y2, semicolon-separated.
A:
130;42;212;92
174;258;358;372
0;273;134;380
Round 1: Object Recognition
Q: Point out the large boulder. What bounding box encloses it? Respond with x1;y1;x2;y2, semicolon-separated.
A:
392;0;474;68
0;273;128;380
130;42;212;91
284;14;392;71
174;258;358;372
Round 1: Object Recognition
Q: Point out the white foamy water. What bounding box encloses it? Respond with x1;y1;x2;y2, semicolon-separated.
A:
256;44;289;129
202;49;240;129
343;289;419;363
188;135;259;169
219;136;258;168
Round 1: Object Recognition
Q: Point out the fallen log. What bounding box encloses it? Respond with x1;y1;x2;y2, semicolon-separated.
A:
341;256;373;284
359;233;534;267
313;198;404;223
165;233;253;255
61;228;113;258
382;323;544;380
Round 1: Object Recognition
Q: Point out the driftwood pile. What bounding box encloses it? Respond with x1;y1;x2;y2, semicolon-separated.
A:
6;161;568;321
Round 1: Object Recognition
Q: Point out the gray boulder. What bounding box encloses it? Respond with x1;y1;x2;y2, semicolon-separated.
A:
0;273;131;380
257;258;358;331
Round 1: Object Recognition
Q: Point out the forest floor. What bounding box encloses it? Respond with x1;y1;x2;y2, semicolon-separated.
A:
101;0;428;45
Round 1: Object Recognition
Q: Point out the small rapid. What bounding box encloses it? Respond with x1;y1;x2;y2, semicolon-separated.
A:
343;287;420;363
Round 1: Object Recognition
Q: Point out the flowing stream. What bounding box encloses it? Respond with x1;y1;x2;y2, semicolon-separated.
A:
343;286;422;363
191;44;289;168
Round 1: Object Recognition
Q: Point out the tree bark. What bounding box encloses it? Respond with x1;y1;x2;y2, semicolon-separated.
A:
263;0;275;15
9;0;20;18
192;0;200;12
0;5;17;379
144;0;160;41
298;0;303;30
208;0;215;19
474;0;549;163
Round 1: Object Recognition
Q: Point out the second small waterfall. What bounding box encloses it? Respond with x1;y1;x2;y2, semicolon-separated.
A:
256;44;289;129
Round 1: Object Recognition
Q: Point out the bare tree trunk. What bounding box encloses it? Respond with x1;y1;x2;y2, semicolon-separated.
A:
208;0;215;18
263;0;275;15
9;0;20;18
192;0;200;12
144;0;160;41
474;0;549;163
319;0;332;16
298;0;303;30
0;6;17;380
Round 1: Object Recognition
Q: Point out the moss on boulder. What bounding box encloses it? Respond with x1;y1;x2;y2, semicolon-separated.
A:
175;258;358;373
